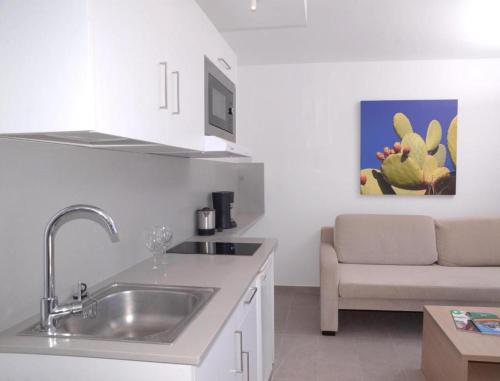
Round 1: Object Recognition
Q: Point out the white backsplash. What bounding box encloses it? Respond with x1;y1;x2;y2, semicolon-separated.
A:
0;139;263;331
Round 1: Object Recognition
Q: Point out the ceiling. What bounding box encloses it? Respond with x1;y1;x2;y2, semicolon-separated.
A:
197;0;500;65
195;0;308;31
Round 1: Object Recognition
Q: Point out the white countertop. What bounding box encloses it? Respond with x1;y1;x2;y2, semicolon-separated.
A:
0;236;277;366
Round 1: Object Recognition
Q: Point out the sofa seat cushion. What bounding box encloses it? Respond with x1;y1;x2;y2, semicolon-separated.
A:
436;218;500;266
334;214;438;265
339;264;500;302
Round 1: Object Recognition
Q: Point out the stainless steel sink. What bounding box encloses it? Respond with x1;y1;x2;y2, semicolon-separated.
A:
21;283;217;344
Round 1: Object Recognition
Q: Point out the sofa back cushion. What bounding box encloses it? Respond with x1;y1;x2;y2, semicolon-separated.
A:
436;218;500;266
334;214;438;265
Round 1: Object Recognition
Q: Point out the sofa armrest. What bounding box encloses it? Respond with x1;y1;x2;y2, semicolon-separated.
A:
321;226;334;244
320;241;339;332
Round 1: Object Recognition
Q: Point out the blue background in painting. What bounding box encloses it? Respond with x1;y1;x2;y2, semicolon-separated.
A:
360;100;458;171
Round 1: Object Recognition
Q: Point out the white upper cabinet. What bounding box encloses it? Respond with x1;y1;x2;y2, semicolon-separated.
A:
0;0;238;153
0;0;94;136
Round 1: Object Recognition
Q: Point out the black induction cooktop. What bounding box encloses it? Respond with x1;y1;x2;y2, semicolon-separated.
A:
166;241;261;256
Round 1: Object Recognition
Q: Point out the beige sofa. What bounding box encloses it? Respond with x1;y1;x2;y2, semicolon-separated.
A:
320;214;500;335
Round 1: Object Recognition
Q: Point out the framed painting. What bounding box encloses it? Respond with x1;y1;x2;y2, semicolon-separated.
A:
360;99;457;196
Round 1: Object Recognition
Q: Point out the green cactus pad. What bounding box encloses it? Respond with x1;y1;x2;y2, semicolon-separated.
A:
423;155;438;184
360;168;395;195
425;120;442;152
401;132;427;168
432;144;447;167
393;113;413;139
381;154;425;190
447;116;457;168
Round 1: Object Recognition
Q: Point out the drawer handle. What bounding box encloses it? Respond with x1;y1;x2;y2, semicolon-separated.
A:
242;351;250;381
232;330;243;373
244;287;257;304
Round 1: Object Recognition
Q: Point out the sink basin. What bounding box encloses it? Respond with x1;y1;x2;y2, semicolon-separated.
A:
21;283;217;344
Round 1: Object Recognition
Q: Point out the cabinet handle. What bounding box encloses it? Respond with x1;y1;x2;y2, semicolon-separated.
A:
159;62;168;109
171;71;180;115
244;287;258;304
218;57;231;71
232;330;243;373
242;351;250;381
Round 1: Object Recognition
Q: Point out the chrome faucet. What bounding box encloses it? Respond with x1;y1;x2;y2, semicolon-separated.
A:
40;205;119;333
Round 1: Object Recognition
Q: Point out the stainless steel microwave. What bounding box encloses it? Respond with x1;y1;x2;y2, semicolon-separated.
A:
205;57;236;142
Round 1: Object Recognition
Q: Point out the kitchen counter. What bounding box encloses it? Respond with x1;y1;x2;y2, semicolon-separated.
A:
0;236;277;366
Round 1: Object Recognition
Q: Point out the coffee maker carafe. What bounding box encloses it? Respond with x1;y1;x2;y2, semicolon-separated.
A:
212;191;237;231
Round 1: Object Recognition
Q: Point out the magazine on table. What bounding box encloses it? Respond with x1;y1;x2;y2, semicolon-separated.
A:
450;310;500;335
450;310;478;332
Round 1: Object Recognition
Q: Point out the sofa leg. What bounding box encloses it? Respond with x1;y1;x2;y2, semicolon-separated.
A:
321;331;336;336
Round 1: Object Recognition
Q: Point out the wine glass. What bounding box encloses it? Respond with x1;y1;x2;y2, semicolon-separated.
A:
145;225;173;268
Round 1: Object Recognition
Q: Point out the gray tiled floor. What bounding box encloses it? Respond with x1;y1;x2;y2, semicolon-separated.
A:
272;287;426;381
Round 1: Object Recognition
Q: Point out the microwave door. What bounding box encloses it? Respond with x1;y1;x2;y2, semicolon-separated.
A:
208;75;234;134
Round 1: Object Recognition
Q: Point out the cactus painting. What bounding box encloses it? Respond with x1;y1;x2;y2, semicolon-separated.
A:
360;100;457;196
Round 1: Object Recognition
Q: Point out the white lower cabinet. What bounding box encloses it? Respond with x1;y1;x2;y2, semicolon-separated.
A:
197;252;274;381
197;279;259;381
257;254;275;381
195;307;239;381
0;253;274;381
236;282;259;381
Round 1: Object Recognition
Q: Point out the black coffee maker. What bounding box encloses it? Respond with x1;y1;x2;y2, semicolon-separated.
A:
212;191;237;231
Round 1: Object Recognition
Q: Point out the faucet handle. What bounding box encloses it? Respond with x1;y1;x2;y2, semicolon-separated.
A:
72;281;88;301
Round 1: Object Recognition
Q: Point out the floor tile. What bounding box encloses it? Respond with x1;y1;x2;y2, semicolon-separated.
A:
275;333;283;358
275;304;291;333
283;305;320;335
275;288;295;310
273;287;426;381
405;369;427;381
317;335;363;381
273;334;318;380
291;292;320;308
355;337;407;380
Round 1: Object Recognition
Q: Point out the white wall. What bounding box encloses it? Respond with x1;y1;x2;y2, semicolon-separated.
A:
0;140;262;331
239;59;500;286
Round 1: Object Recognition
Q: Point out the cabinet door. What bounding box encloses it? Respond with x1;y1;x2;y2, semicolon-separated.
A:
236;285;259;381
195;305;238;381
0;0;93;135
90;0;172;145
258;254;275;381
165;0;237;149
196;5;237;86
163;0;238;150
90;0;214;150
157;0;206;151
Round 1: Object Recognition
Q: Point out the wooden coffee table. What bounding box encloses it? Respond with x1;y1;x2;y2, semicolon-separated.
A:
422;305;500;381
